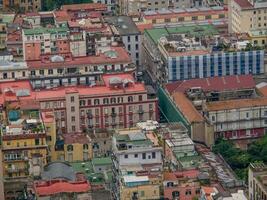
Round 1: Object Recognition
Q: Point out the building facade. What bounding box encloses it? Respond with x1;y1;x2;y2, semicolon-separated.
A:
3;0;42;12
248;163;267;200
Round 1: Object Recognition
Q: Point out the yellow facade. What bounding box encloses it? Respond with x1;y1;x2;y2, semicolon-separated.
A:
2;136;48;178
64;142;93;162
120;184;160;200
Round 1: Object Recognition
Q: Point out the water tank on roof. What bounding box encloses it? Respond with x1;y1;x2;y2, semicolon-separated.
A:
8;110;20;121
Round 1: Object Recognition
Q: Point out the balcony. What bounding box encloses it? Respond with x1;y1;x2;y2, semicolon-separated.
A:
6;166;28;173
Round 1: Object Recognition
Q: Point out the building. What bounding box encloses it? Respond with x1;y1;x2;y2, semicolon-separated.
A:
159;74;261;146
53;133;93;162
118;0;193;16
111;129;162;199
93;0;116;13
88;128;113;157
105;16;142;67
22;27;70;61
0;73;158;134
249;163;267;200
92;157;112;173
141;6;228;28
0;60;28;81
1;107;49;199
163;170;201;200
229;0;267;42
3;0;42;12
33;161;92;199
143;25;264;83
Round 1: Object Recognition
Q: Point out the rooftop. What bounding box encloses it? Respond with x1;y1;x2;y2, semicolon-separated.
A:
205;97;267;111
145;25;219;45
92;157;112;166
0;73;146;105
42;162;76;181
62;133;91;144
172;92;204;123
61;3;107;11
27;47;131;69
233;0;253;9
165;75;255;95
0;60;27;71
34;180;90;196
105;16;140;35
23;26;69;35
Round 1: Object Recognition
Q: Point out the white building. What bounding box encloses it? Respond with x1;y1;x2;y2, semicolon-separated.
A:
105;16;142;67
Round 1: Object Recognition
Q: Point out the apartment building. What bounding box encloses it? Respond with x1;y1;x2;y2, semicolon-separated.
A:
143;25;264;83
93;0;116;13
3;0;42;12
249;163;267;200
0;60;28;81
204;97;267;140
163;170;201;200
160;74;258;146
106;16;142;67
1;108;49;199
52;133;93;162
118;0;193;16
111;129;162;200
142;6;227;26
22;27;70;61
229;0;267;35
0;73;158;135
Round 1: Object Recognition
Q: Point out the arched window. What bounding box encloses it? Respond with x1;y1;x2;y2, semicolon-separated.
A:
172;191;179;198
111;97;116;104
94;99;100;105
103;98;109;104
67;145;73;151
117;97;123;103
128;96;133;102
83;144;88;150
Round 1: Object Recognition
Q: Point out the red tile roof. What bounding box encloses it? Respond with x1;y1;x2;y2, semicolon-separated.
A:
27;47;131;69
164;170;199;181
54;10;71;22
233;0;253;9
136;23;153;33
35;180;90;196
61;3;107;11
0;73;146;104
172;92;204;123
62;133;90;144
165;75;255;94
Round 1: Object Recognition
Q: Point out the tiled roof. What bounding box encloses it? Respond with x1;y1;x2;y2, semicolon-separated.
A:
136;23;153;33
62;133;90;144
0;73;146;103
172;92;204;123
164;169;199;181
27;47;131;69
35;180;90;196
233;0;253;9
206;97;267;111
165;75;255;94
61;3;107;11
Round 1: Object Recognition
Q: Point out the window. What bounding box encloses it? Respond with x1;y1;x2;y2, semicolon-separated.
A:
88;99;91;105
149;104;153;110
128;96;133;102
135;35;138;42
135;44;139;50
142;153;146;159
11;72;15;78
67;145;73;151
35;139;39;145
94;99;100;105
172;191;179;197
185;190;191;195
138;95;143;101
39;70;44;75
71;96;75;102
211;115;215;121
152;152;156;159
71;116;75;122
134;154;138;158
71;106;75;112
83;144;88;150
48;69;53;75
246;112;249;118
124;154;128;159
103;98;109;104
111;98;116;104
72;126;75;131
95;108;100;116
118;97;123;103
31;71;35;76
80;100;86;106
129;106;133;112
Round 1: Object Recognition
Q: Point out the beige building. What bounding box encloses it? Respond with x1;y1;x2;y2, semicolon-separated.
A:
249;163;267;200
118;0;193;16
229;0;267;37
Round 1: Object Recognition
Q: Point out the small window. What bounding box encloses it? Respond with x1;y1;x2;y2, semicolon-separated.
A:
71;96;75;102
134;154;138;158
124;154;128;159
152;152;156;158
142;153;146;159
83;144;88;150
128;96;133;102
138;95;143;101
67;145;73;151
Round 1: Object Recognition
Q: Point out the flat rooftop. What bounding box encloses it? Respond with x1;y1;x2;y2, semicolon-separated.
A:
145;25;219;45
105;16;140;35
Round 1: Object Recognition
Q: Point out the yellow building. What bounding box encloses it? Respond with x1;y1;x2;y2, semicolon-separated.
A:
52;133;93;162
229;0;267;35
249;29;267;46
1;109;48;179
120;182;161;200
